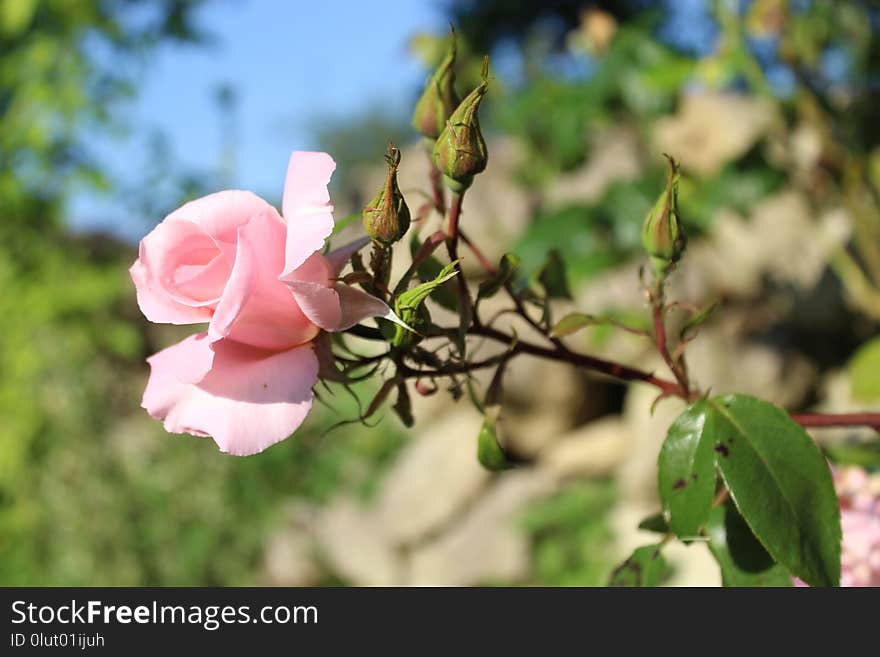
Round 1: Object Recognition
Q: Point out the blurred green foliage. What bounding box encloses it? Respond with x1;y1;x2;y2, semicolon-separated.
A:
0;0;408;586
520;480;617;586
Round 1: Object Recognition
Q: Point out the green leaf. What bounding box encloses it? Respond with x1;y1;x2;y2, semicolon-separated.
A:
680;300;720;339
549;313;598;338
536;249;572;299
658;394;841;586
548;312;646;338
608;544;667;587
395;260;458;313
415;254;459;311
849;337;880;402
707;502;793;587
330;212;361;236
477;252;520;300
708;394;841;587
477;407;510;471
658;399;716;539
637;513;669;534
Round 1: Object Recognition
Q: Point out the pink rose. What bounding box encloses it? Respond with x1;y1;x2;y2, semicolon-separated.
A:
131;151;389;455
792;465;880;587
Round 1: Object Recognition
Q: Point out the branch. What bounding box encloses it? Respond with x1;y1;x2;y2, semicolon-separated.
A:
398;350;513;379
459;228;498;274
467;323;685;398
650;285;690;395
445;191;476;330
789;412;880;431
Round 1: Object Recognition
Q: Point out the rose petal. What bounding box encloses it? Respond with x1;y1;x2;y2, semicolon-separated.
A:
141;218;235;307
280;252;341;330
166;190;276;243
210;211;319;350
130;255;213;325
281;151;337;276
282;273;397;332
334;284;398;331
325;235;371;276
143;335;318;456
142;334;215;432
285;281;342;331
285;251;335;284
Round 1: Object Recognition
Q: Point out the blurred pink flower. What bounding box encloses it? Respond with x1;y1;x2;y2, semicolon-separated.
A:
793;465;880;587
130;151;389;455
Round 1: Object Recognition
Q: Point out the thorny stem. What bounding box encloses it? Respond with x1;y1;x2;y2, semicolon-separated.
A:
468;323;685;398
398;350;512;379
346;297;880;430
445;191;476;328
650;284;690;396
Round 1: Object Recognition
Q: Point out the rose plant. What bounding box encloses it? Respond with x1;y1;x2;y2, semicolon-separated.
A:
131;30;880;586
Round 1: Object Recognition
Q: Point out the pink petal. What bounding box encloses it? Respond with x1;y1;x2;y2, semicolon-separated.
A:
142;333;215;421
335;284;396;331
325;236;371;276
281;151;337;276
130;255;213;325
285;251;335;284
143;335;319;456
166;190;276;243
140;219;233;308
285;281;342;331
281;254;396;332
280;251;341;330
210;211;319;350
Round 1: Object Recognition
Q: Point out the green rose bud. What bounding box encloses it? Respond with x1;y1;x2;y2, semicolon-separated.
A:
432;56;489;193
642;154;686;277
412;26;460;140
362;145;411;245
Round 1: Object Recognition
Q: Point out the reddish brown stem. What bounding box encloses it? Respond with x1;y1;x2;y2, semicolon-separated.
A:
789;412;880;430
393;230;447;296
459;228;498;274
468;323;684;398
429;161;446;215
351;321;880;431
447;191;462;240
399;350;512;379
651;289;690;395
445;192;474;329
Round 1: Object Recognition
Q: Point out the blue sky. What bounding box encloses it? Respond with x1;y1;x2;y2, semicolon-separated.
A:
71;0;446;238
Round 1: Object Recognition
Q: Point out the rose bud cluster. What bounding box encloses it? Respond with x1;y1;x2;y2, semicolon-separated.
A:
130;152;393;455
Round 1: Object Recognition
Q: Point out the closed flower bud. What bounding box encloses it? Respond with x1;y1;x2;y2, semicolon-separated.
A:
412;26;460;140
642;154;686;276
362;145;411;245
432;56;489;193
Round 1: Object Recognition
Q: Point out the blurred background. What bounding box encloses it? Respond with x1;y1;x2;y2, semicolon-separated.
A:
3;0;880;586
